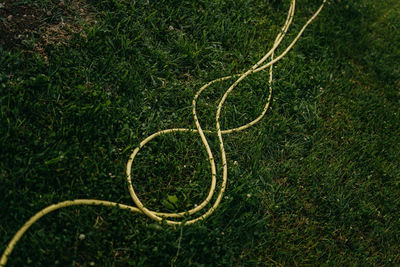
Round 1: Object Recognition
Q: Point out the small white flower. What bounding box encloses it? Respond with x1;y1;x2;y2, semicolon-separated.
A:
247;193;251;198
233;161;238;166
79;234;85;240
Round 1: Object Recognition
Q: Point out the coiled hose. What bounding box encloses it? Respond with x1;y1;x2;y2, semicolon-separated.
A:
0;0;326;265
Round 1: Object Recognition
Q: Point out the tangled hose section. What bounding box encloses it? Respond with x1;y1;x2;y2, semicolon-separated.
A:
1;0;326;265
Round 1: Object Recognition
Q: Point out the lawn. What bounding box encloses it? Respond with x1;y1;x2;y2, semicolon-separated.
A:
1;0;399;266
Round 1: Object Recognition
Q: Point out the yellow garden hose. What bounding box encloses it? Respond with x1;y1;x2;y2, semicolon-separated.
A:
0;0;326;265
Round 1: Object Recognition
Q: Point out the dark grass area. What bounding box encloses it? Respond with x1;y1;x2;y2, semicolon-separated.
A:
1;0;400;265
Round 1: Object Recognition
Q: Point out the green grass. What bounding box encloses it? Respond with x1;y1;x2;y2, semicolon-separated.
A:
1;0;400;265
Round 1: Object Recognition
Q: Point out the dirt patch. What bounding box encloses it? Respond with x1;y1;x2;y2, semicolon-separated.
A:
0;0;96;57
0;0;44;49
